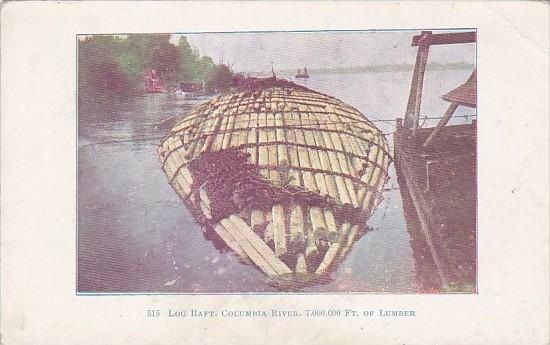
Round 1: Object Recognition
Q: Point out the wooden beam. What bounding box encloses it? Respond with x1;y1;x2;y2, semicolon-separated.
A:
272;204;288;257
412;31;476;46
213;224;247;259
423;102;459;148
404;31;475;132
227;215;292;275
219;218;278;277
404;41;430;131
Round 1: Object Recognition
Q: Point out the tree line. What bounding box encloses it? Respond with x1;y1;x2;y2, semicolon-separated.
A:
78;34;233;102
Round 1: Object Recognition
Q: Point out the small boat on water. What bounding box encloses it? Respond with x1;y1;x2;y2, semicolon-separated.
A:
295;67;310;79
175;82;204;99
158;78;390;290
144;69;166;93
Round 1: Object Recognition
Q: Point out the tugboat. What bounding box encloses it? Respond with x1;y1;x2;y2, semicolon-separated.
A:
295;67;310;79
158;78;390;290
144;69;166;93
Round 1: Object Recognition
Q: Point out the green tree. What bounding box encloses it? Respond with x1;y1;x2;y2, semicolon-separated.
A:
78;36;132;97
178;36;196;81
205;64;232;94
78;34;231;103
195;56;215;81
151;41;181;84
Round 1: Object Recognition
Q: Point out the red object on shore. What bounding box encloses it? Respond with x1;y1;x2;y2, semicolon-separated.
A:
144;69;166;93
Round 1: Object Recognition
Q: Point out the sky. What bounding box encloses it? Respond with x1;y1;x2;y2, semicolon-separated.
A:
170;30;476;74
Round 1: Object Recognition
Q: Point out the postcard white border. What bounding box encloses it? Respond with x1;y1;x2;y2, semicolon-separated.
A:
1;2;548;344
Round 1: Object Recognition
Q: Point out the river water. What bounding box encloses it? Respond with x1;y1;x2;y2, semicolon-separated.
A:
78;69;473;293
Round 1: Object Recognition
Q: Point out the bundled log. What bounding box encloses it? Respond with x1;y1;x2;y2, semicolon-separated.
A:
309;116;341;200
158;79;390;289
316;222;352;275
250;209;265;232
289;203;306;250
266;112;280;183
312;113;353;206
272;204;287;257
257;111;270;179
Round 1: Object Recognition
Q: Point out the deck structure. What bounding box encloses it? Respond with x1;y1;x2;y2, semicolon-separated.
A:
395;31;477;292
158;78;390;290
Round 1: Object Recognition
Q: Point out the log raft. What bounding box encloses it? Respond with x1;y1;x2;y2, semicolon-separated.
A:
158;78;391;290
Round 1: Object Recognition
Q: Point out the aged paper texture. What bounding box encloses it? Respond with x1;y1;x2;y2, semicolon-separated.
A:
1;1;548;344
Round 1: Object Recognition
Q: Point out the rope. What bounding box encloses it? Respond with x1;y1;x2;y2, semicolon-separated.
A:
372;183;395;231
80;114;477;146
171;113;476;132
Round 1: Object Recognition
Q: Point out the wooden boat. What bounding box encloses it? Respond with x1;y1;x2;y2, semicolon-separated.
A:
158;78;390;290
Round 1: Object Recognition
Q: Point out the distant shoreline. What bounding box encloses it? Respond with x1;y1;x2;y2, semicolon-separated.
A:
256;62;475;76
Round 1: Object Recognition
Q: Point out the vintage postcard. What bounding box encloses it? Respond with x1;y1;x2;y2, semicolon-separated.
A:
1;2;548;345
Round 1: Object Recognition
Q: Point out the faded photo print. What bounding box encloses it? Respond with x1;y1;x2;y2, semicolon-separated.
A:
77;30;477;294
